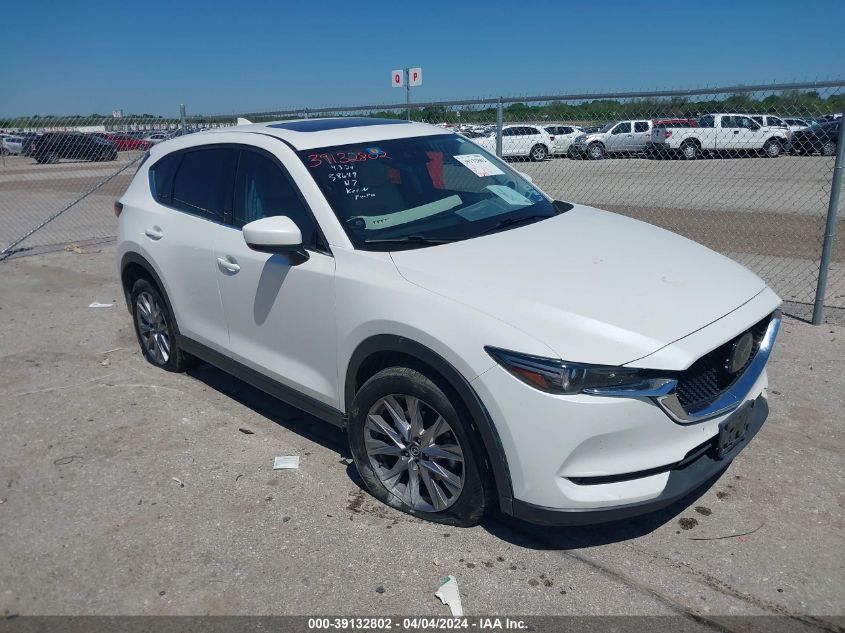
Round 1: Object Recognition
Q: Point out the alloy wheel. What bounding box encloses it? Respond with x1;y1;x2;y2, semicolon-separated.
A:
135;291;171;364
364;394;465;512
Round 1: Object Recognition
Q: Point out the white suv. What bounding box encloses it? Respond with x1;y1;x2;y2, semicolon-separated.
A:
471;125;553;161
117;118;781;527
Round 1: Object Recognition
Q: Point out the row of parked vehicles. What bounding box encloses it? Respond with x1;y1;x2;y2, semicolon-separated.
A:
0;129;191;164
452;114;840;161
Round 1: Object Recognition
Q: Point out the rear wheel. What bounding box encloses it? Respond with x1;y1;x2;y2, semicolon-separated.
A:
680;141;700;160
348;367;493;527
130;278;195;372
529;144;548;162
763;138;782;158
821;140;836;157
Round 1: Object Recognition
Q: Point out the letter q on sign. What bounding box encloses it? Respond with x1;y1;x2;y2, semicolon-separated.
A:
391;70;404;88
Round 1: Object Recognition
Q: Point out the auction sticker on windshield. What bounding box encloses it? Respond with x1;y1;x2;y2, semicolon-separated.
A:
454;154;504;177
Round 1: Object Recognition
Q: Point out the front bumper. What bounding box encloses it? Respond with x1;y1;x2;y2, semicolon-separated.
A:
471;356;769;523
510;395;767;525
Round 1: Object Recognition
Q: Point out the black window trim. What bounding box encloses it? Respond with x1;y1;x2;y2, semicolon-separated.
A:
147;142;332;257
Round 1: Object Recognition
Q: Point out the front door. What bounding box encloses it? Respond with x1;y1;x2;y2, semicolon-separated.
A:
214;146;339;408
606;121;633;152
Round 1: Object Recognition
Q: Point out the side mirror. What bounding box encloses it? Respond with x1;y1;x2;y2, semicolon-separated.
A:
242;216;309;264
517;171;534;183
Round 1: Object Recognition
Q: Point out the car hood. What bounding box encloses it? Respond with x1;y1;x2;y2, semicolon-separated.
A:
389;205;767;367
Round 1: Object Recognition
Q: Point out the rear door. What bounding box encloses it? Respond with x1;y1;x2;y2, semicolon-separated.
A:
716;115;743;150
631;121;651;151
143;146;237;351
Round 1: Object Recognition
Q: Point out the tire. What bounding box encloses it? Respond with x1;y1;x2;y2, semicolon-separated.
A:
348;367;494;527
763;138;782;158
587;142;606;160
680;141;700;160
46;152;59;164
529;144;548;162
130;278;196;372
821;140;836;157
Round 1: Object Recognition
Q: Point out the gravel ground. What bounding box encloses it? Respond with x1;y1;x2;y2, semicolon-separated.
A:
0;246;842;630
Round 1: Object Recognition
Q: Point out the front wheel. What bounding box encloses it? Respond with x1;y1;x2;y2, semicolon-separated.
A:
348;367;493;526
763;139;782;158
821;140;836;157
587;142;606;160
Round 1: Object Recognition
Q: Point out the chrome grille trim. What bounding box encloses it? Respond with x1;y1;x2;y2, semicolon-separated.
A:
654;311;781;424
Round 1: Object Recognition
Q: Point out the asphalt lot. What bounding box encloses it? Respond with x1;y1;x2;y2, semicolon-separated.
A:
1;151;843;309
0;246;843;629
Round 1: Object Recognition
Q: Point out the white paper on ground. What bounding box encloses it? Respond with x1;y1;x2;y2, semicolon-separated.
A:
434;575;464;617
453;154;504;177
273;455;300;470
88;302;114;308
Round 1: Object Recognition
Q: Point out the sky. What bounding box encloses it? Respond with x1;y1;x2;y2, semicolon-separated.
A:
3;0;844;117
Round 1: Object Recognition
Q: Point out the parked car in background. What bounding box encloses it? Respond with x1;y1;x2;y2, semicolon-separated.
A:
103;132;153;152
144;132;170;144
749;115;789;131
789;120;840;156
1;135;25;155
544;125;583;155
815;113;842;124
31;132;117;163
569;120;655;159
117;117;781;527
471;125;553;161
782;117;811;133
653;118;698;128
646;114;789;159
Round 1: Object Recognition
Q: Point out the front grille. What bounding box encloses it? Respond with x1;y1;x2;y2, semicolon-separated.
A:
675;314;772;412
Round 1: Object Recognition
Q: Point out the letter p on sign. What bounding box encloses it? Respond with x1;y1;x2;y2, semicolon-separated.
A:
409;67;422;86
391;70;404;88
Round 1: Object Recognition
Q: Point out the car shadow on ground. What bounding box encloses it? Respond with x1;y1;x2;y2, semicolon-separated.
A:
187;362;350;458
187;360;723;548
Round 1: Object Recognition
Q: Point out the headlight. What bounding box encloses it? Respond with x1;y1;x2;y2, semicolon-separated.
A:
485;346;674;396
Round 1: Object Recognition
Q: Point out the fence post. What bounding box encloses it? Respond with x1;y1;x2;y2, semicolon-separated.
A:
812;111;845;325
496;97;503;158
179;104;187;133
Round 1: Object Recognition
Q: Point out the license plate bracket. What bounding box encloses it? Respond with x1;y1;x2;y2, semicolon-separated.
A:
717;401;754;458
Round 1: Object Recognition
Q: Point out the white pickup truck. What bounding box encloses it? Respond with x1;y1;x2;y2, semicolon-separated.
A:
646;113;789;159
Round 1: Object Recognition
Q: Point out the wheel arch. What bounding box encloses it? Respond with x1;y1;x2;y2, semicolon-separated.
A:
119;252;179;332
345;334;514;514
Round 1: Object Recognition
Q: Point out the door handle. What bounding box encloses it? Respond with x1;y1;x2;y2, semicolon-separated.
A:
733;130;740;134
144;226;163;240
216;257;240;274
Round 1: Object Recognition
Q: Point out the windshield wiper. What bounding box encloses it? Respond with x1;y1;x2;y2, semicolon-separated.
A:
470;214;552;239
363;234;458;246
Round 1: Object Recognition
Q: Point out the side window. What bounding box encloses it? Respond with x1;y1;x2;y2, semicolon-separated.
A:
699;115;715;128
561;126;573;134
737;116;757;129
634;122;649;133
720;116;736;128
611;122;631;134
769;116;785;127
751;116;764;125
171;148;236;222
502;128;519;137
149;152;182;206
233;150;317;247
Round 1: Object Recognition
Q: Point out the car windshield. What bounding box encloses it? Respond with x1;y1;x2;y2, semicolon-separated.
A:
299;133;558;250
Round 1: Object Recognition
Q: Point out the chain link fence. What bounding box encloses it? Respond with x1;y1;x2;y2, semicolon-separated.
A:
1;82;843;321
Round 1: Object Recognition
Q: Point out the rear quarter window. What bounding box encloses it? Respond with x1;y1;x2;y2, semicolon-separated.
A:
149;152;181;206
